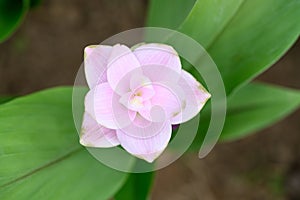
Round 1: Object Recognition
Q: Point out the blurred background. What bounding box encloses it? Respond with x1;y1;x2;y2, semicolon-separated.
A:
0;0;299;199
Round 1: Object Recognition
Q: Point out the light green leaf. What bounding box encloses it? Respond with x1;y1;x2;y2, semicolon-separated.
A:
0;0;29;42
221;82;300;141
147;0;300;95
115;172;154;200
0;87;128;200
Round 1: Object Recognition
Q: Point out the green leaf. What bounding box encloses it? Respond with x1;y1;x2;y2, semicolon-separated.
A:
147;0;196;29
0;87;128;200
115;172;154;200
0;0;30;42
147;0;300;95
178;0;244;48
221;82;300;141
29;0;42;8
189;82;300;150
0;96;15;104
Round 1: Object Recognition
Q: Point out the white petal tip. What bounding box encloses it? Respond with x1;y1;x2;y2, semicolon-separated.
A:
79;135;94;147
79;137;88;147
204;92;211;101
136;151;163;163
84;45;98;58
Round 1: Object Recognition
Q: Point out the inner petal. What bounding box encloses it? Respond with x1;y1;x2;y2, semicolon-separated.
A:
119;84;155;112
134;86;155;101
141;84;182;121
119;92;146;111
130;73;152;91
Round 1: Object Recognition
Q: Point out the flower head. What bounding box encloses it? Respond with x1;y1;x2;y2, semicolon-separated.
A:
80;43;210;162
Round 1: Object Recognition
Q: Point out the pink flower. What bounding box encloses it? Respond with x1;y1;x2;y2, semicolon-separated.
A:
80;43;211;163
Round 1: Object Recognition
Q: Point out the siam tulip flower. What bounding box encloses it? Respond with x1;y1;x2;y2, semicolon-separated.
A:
80;43;211;163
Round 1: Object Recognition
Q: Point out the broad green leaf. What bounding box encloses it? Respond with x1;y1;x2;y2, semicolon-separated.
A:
0;0;29;42
204;0;300;94
147;0;300;95
115;172;154;200
221;82;300;141
147;0;195;29
0;87;128;200
178;0;244;48
190;82;300;150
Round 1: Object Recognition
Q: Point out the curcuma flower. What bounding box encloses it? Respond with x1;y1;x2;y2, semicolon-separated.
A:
80;43;211;163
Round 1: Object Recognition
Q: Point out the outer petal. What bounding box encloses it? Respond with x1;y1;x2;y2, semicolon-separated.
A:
171;70;211;124
80;112;120;147
117;116;172;163
141;65;181;87
107;44;141;95
85;83;136;129
84;45;112;89
133;43;181;74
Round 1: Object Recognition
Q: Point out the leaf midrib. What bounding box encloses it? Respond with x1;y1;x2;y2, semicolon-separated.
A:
0;147;82;189
206;0;246;51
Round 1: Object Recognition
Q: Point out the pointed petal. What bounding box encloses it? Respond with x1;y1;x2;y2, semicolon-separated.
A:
107;44;141;95
133;43;181;74
117;117;172;163
172;70;211;124
85;83;136;129
84;45;112;89
80;112;119;147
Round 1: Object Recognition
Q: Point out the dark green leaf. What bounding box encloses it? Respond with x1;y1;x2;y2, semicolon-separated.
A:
0;96;15;104
29;0;42;8
0;87;128;199
115;172;154;200
0;0;29;42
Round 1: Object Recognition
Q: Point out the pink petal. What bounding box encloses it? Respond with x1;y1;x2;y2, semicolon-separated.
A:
141;65;181;86
85;83;136;129
129;73;155;101
133;43;181;74
171;70;211;124
139;84;183;121
119;92;144;111
107;44;141;95
84;45;112;89
135;86;155;101
117;116;172;163
129;73;152;92
80;112;120;147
